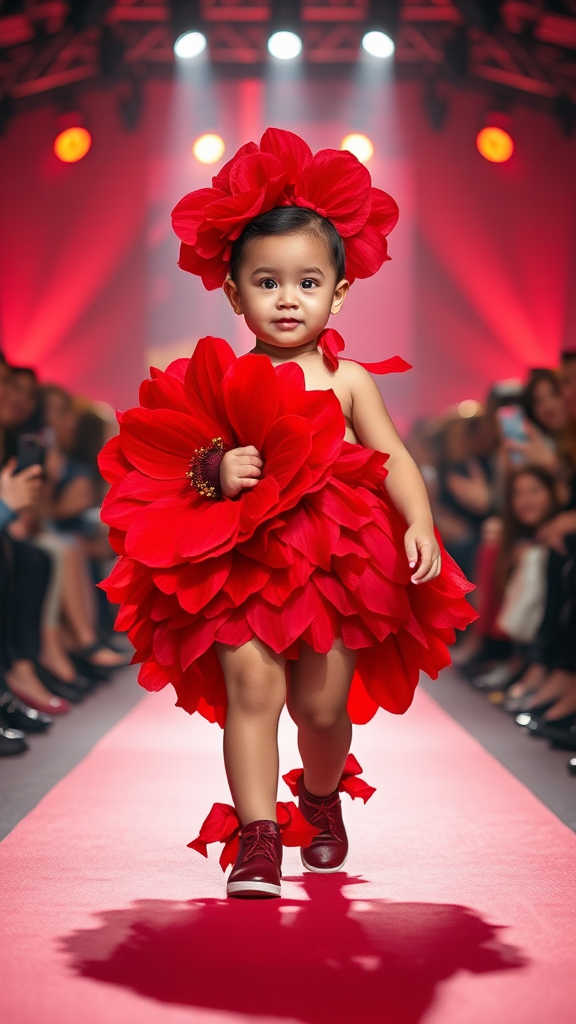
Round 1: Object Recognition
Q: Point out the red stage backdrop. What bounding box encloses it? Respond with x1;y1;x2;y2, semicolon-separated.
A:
1;77;575;430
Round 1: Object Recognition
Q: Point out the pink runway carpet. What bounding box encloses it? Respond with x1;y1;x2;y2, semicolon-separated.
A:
1;681;575;1024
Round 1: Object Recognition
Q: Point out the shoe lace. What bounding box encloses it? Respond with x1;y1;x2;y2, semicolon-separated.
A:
302;795;343;841
241;825;278;863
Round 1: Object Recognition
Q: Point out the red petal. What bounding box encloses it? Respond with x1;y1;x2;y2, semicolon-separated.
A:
184;335;236;430
98;434;132;485
139;370;190;413
260;128;313;183
211;142;258;192
178;242;228;290
220;353;280;450
138;660;171;692
171;187;224;245
345;226;389;282
369;187;400;236
176;554;232;614
297;150;372;235
228;151;285;195
176;498;241;560
120;408;214;480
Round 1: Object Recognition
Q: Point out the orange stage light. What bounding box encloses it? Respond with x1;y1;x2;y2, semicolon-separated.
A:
476;126;514;163
54;126;92;163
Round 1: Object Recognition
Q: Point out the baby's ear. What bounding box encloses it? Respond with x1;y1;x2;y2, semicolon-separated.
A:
223;277;243;315
331;278;350;315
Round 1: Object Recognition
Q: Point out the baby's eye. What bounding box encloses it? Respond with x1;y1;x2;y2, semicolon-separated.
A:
260;278;277;289
301;279;318;289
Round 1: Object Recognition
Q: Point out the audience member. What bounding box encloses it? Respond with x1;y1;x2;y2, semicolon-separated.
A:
0;352;129;756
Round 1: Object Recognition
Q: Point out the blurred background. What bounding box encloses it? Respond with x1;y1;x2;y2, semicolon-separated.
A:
0;1;575;426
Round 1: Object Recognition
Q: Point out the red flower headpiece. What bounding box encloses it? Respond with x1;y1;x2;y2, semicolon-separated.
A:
171;127;399;291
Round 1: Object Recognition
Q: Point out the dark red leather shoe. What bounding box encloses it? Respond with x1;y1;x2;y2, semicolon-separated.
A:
298;776;348;872
226;819;282;899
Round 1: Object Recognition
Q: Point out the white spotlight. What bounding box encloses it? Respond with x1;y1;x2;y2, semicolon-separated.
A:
174;30;207;59
267;30;302;60
362;30;395;59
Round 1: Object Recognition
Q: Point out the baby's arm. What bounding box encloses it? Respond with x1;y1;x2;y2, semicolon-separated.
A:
346;362;441;583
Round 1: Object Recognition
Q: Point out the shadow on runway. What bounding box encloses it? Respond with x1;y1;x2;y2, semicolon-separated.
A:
62;874;527;1023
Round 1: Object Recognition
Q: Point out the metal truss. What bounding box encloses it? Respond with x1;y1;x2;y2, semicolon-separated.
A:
0;1;574;106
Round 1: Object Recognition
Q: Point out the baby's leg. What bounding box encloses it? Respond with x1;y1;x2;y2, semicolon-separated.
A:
216;638;286;826
287;639;356;796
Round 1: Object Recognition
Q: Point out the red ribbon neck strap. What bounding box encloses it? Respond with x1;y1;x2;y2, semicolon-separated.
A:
317;328;412;376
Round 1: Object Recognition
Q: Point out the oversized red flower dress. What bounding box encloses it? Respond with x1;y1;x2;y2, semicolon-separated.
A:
99;335;475;727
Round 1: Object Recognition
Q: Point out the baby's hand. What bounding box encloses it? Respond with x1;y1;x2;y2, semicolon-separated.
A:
220;445;263;498
404;523;441;584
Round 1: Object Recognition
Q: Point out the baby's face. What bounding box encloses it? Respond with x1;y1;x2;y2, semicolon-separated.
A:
225;230;348;349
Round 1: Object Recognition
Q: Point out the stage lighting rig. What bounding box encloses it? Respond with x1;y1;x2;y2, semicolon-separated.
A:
0;94;14;139
443;25;470;80
423;81;449;132
452;1;504;33
168;1;207;59
118;76;143;132
362;1;401;59
99;24;126;81
555;93;576;137
267;0;303;61
65;0;115;33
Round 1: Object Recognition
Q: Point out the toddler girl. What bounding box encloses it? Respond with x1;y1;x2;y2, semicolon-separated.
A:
100;129;475;898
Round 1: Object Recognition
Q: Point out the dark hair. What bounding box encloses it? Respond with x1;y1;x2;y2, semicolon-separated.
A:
229;205;346;284
10;365;38;383
522;368;561;432
495;465;558;592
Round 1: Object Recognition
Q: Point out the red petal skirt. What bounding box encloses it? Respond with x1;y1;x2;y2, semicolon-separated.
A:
99;338;476;728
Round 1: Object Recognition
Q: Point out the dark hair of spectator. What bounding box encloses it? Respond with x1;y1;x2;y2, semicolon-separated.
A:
10;366;38;383
229;206;346;284
495;466;559;593
522;368;562;434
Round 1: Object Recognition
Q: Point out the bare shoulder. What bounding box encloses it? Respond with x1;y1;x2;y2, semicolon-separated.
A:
338;359;382;396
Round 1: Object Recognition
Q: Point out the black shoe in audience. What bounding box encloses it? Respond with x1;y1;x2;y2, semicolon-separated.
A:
0;690;53;733
34;663;86;704
540;716;576;751
515;709;574;739
568;757;576;776
69;653;111;683
515;709;554;735
0;725;28;756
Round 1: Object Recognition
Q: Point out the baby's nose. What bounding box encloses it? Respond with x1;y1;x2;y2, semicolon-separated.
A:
277;288;299;308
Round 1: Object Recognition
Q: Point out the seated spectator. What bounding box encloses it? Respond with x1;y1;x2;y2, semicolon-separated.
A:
432;414;494;582
509;352;576;721
500;369;568;476
0;456;66;755
471;466;559;690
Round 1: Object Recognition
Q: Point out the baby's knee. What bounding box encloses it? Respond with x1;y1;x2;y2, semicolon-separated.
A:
227;673;284;717
290;699;347;733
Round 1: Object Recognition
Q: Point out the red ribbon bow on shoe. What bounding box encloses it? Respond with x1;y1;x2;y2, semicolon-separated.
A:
188;801;320;872
282;753;376;804
318;328;412;376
